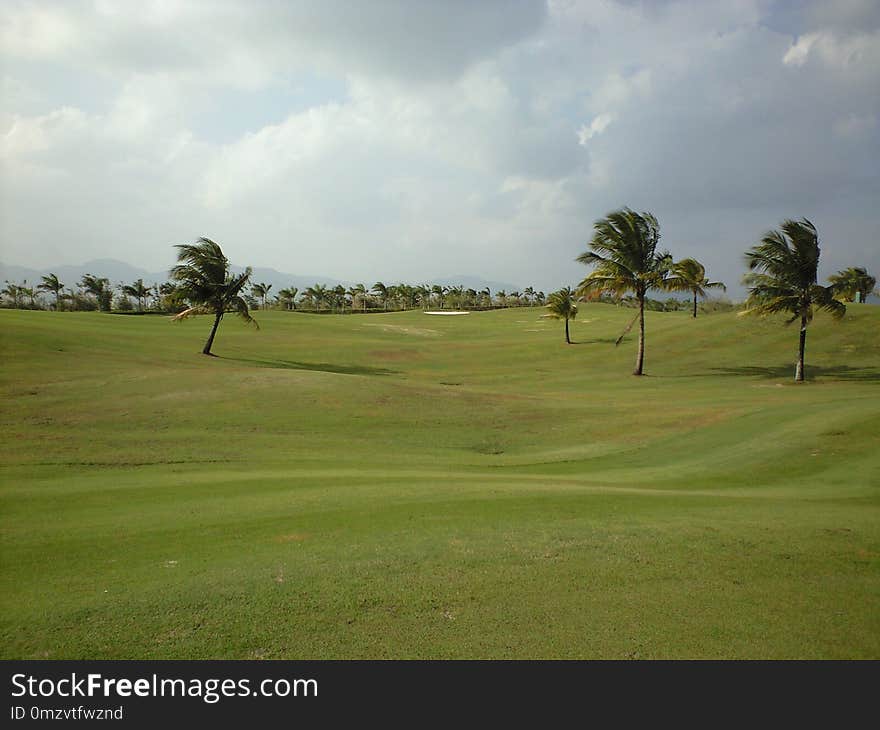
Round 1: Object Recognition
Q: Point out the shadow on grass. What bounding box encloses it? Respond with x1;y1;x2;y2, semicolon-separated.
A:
570;337;619;345
223;356;400;376
707;364;880;382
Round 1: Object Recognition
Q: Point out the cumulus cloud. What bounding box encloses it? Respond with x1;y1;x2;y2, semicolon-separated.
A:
1;0;878;292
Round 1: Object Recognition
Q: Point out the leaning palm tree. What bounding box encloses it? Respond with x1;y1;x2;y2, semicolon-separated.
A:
169;237;257;356
828;266;876;303
576;208;670;375
742;218;845;382
546;287;578;344
38;274;64;310
664;258;726;318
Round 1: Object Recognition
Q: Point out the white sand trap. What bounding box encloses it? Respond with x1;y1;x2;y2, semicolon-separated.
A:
424;311;470;315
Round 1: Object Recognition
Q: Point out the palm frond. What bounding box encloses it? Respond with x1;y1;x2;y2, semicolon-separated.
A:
170;305;210;321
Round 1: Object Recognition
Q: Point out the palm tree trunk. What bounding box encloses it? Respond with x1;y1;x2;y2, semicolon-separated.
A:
795;314;807;382
693;291;698;318
634;294;645;375
565;318;571;344
203;312;223;355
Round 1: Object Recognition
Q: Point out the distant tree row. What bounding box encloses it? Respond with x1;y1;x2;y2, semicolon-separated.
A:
0;274;187;313
266;282;547;313
1;274;548;314
548;207;876;381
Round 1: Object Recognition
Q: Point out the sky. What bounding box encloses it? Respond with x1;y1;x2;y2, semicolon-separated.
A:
1;0;878;295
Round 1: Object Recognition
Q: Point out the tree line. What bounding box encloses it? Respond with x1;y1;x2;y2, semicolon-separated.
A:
1;275;183;313
1;273;547;314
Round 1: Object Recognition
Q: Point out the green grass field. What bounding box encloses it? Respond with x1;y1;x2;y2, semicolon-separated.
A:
1;304;878;658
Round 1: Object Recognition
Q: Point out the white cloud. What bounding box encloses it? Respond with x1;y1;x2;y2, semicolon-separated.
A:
577;113;613;145
0;0;878;293
783;32;819;66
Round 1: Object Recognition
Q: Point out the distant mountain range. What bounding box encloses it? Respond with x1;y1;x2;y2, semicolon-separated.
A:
0;259;522;295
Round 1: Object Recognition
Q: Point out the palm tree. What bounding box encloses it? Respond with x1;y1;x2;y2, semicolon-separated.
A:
370;282;387;310
347;284;365;312
416;285;431;310
121;278;150;312
250;282;273;310
448;285;464;309
277;286;299;310
79;274;112;311
19;283;36;308
431;284;446;309
742;218;845;382
38;274;64;310
546;287;578;344
332;284;347;313
169;237;257;356
576;208;670;375
829;266;876;303
3;281;22;308
664;258;726;318
303;284;328;311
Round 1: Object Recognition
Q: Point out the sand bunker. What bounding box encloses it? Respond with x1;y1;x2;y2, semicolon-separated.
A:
424;311;470;315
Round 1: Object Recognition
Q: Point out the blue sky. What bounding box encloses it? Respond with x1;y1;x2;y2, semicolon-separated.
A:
1;0;878;294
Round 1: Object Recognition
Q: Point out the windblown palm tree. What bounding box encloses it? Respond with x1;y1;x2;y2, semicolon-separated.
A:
372;282;388;310
665;258;726;318
38;274;64;310
306;284;328;311
431;284;446;309
332;284;347;313
277;286;299;310
742;218;845;382
169;237;257;356
250;282;273;310
546;287;578;344
79;274;112;312
828;266;876;303
576;208;670;375
121;278;150;312
3;281;22;307
348;284;366;312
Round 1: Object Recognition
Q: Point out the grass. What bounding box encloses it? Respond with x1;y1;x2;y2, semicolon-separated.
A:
1;303;878;658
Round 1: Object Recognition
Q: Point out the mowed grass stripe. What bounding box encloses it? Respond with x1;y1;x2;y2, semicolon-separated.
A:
1;305;878;658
